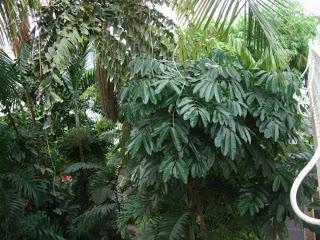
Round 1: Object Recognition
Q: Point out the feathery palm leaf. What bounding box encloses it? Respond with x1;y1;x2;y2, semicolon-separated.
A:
172;0;288;67
5;169;44;206
158;212;191;240
0;50;20;106
61;43;95;99
18;212;66;240
0;189;24;238
0;189;24;220
16;41;34;75
70;203;117;236
0;0;40;54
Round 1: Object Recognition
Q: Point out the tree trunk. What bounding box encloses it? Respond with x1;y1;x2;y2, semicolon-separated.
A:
188;180;208;240
23;83;36;126
95;60;118;122
74;100;84;162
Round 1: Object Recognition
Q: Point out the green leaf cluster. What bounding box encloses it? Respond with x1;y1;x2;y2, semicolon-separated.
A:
118;48;313;238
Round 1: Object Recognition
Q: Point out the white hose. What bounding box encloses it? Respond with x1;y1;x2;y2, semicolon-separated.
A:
289;29;320;225
290;147;320;225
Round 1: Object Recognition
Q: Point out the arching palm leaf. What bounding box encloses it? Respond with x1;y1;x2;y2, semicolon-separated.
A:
0;189;24;237
172;0;288;67
0;0;40;54
0;50;20;106
5;169;44;206
61;43;95;96
18;212;66;240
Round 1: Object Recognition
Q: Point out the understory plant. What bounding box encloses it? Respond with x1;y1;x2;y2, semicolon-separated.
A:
118;49;315;239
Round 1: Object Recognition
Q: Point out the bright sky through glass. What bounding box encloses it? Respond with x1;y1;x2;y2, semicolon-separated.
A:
159;1;320;25
298;0;320;14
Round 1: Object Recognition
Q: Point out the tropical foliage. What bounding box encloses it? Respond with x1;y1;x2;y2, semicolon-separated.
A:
276;1;319;71
0;0;40;53
173;0;289;68
35;0;175;121
117;48;315;239
0;0;318;239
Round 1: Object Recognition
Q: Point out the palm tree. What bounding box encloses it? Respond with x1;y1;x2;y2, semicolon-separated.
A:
0;0;40;55
0;1;41;128
60;43;95;161
172;0;288;67
0;0;289;122
0;49;21;133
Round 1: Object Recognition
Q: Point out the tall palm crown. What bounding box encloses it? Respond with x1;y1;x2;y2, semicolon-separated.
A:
0;0;40;55
173;0;288;66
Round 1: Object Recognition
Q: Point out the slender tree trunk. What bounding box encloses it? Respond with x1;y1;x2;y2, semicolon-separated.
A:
188;180;208;240
23;83;37;126
194;190;208;240
96;58;118;122
74;99;84;162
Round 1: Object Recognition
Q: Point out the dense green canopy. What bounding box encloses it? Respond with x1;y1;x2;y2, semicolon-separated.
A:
118;49;313;239
0;0;318;239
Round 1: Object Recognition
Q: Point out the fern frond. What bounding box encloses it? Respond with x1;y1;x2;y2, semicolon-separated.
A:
0;189;24;221
158;212;191;240
71;203;117;236
6;169;44;205
18;212;66;240
0;49;20;104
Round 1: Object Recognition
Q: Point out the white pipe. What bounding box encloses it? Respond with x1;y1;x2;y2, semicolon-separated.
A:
290;147;320;225
290;28;320;224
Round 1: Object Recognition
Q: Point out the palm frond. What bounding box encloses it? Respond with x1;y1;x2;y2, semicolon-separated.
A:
6;169;44;205
0;0;40;54
71;203;117;236
0;49;20;105
164;212;191;240
18;212;66;240
80;69;95;93
0;189;24;221
117;191;160;237
16;40;34;75
138;211;191;240
36;0;175;121
61;43;94;94
172;0;288;68
0;189;24;238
